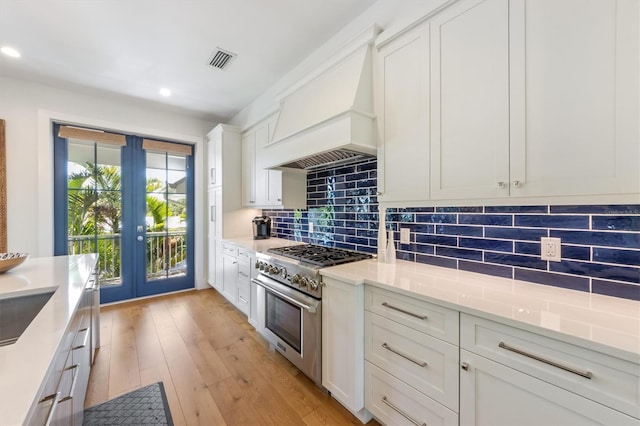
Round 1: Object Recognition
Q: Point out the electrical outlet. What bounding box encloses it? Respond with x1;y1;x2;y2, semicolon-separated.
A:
308;222;314;233
541;237;561;261
400;228;410;244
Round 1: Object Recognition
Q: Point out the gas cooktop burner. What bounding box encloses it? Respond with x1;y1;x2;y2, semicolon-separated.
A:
268;244;373;267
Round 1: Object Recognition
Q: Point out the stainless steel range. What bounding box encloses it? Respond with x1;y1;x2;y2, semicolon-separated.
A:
253;244;372;387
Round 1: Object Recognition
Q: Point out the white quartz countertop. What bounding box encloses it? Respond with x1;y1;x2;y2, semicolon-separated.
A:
0;254;96;426
223;237;304;253
320;258;640;363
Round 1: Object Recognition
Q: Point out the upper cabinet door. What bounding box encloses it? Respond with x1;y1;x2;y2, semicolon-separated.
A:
430;0;511;200
241;131;257;207
207;134;218;188
376;21;430;204
207;131;225;188
254;124;272;206
264;118;284;206
509;0;639;197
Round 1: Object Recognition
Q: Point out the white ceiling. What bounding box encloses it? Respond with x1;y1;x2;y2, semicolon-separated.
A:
0;0;378;122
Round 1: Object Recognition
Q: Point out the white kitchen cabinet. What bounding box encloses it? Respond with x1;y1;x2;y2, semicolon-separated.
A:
460;313;640;425
217;242;254;317
207;188;219;291
375;20;430;203
206;127;223;189
322;277;372;423
241;131;257;206
222;249;238;305
366;362;458;426
27;277;95;426
430;0;639;201
365;311;459;412
241;117;305;209
461;313;640;419
459;350;639;426
206;124;256;291
429;0;510;200
235;248;251;316
364;285;459;425
507;0;639;198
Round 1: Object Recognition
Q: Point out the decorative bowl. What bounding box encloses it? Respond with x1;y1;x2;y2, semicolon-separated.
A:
0;253;30;273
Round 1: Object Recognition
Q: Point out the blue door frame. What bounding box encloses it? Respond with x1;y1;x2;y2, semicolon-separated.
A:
54;124;195;303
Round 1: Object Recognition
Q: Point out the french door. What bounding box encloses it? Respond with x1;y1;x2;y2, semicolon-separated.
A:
53;124;194;303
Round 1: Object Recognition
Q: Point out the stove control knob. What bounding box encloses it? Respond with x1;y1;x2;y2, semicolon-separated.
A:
309;280;319;291
291;274;301;285
258;262;265;271
299;277;309;288
269;265;278;275
279;267;288;279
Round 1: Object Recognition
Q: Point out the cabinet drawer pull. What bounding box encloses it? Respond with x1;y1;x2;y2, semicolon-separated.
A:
40;391;61;426
381;302;427;320
381;396;426;426
73;327;89;350
382;343;427;367
498;341;592;379
59;364;80;403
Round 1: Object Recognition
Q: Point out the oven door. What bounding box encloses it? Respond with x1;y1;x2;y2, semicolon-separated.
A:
253;274;322;385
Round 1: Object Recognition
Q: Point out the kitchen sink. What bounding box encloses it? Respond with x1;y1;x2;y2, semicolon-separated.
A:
0;291;54;347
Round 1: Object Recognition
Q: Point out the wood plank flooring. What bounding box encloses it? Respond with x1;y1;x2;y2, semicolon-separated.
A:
85;288;380;426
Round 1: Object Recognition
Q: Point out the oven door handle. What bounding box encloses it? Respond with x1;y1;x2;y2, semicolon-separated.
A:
252;278;317;314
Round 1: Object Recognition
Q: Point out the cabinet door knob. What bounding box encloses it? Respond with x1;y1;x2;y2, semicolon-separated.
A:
461;362;470;371
498;181;506;189
512;180;521;187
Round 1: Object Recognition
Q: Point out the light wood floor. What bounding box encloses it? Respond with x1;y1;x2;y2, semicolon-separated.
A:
85;288;380;426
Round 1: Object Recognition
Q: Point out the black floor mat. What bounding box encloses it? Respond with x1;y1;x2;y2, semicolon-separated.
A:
83;382;173;426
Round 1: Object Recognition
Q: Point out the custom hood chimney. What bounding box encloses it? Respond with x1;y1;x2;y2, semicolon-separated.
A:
264;27;380;171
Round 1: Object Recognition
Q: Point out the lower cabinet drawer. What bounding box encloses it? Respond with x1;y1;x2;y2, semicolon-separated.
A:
365;311;459;411
365;286;459;345
238;262;250;278
461;314;640;419
237;249;251;263
365;362;458;426
222;243;237;257
236;280;250;316
460;350;640;426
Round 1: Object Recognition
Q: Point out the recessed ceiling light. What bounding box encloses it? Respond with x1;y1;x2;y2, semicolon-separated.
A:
159;88;171;97
1;46;21;58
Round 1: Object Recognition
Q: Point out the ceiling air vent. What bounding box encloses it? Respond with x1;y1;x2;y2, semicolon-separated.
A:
208;48;236;70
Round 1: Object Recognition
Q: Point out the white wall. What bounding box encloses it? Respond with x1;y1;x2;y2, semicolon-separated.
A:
0;74;214;288
229;0;448;129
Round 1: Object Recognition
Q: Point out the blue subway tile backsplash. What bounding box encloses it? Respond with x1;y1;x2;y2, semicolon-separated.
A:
264;158;640;301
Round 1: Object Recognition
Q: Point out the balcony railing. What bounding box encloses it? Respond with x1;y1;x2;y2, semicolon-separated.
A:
68;231;187;285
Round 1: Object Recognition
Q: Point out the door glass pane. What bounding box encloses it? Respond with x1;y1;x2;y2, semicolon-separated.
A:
145;151;188;281
67;140;122;286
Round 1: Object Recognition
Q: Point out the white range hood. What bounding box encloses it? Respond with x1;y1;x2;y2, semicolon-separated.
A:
264;28;379;171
